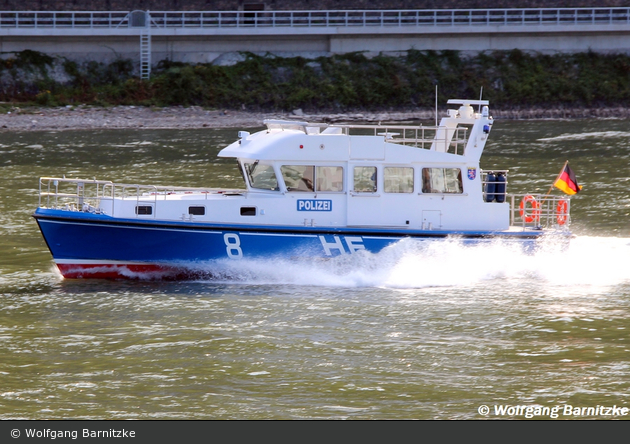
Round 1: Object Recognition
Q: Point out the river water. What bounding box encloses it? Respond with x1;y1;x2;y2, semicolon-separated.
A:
0;119;629;420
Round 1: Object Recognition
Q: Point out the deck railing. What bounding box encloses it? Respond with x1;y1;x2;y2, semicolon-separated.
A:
38;177;242;219
509;193;571;229
2;8;630;30
332;123;468;153
38;177;572;228
264;120;468;153
481;171;571;229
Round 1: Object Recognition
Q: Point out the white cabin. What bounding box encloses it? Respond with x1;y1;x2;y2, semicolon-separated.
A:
211;99;507;231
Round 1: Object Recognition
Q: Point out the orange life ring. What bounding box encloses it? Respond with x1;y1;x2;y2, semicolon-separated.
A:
556;199;568;225
519;195;541;223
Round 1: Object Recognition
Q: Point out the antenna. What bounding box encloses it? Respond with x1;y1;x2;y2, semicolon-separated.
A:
435;84;438;126
478;86;483;112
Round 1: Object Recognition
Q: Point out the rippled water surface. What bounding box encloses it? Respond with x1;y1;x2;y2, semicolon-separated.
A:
1;120;629;419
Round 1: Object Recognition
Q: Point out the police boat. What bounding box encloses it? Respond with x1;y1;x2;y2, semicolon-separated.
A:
33;99;573;279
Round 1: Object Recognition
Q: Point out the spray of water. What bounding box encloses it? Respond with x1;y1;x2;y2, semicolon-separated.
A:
184;236;630;290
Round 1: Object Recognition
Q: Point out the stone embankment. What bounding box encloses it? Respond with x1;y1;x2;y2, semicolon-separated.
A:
1;105;629;132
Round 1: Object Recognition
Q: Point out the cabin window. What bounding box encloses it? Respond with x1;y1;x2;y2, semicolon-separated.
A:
244;162;279;190
384;167;414;193
281;165;344;192
316;166;343;192
237;160;247;186
281;165;315;192
240;207;257;216
353;166;377;192
422;168;463;194
135;205;153;215
189;206;205;216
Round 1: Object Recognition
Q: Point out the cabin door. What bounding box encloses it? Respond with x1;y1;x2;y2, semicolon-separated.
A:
347;163;382;226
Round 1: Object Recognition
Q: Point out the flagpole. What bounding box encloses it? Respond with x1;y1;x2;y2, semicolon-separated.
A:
543;160;569;200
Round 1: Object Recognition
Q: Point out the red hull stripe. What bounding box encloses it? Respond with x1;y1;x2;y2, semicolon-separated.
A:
56;263;192;280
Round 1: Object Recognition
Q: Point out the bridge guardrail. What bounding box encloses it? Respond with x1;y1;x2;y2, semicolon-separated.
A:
1;8;629;30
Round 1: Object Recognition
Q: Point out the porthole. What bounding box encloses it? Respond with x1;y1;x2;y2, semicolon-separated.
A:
189;206;205;216
135;205;153;215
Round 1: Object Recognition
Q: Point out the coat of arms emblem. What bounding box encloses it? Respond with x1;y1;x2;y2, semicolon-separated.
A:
467;167;476;180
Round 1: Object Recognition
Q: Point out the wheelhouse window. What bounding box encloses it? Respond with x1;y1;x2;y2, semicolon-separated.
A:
422;168;463;194
384;167;414;193
244;162;279;190
316;166;343;192
281;165;315;192
353;166;377;192
281;165;344;192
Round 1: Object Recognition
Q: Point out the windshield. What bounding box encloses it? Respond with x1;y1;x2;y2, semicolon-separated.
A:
244;162;279;191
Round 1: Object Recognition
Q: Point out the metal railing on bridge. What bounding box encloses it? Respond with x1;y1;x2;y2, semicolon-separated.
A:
0;11;131;28
1;7;630;30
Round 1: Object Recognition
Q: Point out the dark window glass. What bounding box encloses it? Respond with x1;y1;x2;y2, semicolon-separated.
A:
189;206;205;216
135;205;153;215
240;207;256;216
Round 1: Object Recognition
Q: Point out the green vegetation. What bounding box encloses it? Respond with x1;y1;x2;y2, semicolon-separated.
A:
1;49;630;110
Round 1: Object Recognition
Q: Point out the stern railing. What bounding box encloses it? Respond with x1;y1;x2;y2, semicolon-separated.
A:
480;170;571;229
508;193;571;229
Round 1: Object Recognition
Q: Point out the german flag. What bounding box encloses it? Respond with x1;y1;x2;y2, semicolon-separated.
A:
554;163;582;195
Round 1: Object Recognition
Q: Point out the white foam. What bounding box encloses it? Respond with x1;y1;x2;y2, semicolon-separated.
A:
185;236;630;290
538;131;630;142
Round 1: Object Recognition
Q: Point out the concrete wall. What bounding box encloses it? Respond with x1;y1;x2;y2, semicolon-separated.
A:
329;32;630;55
3;24;630;66
3;38;629;68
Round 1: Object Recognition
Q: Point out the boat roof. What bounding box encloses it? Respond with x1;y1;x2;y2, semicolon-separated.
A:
218;99;493;163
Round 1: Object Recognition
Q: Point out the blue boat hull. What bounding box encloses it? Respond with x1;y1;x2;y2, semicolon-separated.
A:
33;208;548;279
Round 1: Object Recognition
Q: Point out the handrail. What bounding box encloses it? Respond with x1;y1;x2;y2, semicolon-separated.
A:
478;172;572;229
508;193;571;229
2;8;630;29
263;120;467;151
0;11;131;28
330;123;468;152
38;177;244;218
